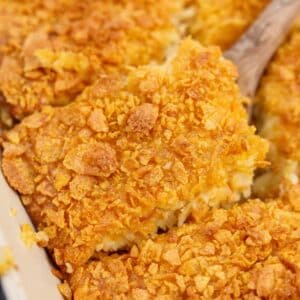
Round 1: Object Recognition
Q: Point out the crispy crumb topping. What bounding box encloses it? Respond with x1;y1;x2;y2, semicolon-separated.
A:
127;103;159;134
187;0;270;50
68;200;300;299
0;0;184;120
2;39;267;269
254;19;300;202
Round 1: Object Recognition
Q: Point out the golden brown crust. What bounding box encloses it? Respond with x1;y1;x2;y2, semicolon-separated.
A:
68;199;300;299
0;0;273;123
2;39;267;269
0;0;183;120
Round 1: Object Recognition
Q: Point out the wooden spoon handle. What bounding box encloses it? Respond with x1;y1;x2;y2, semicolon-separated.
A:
225;0;300;98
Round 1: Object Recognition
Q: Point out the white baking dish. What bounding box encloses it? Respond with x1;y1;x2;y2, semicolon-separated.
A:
0;168;62;300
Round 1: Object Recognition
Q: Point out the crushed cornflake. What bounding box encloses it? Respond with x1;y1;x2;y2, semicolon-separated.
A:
0;0;185;120
2;39;268;269
188;0;270;50
68;199;300;299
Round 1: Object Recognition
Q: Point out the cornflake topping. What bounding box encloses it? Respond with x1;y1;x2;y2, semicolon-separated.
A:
2;39;267;268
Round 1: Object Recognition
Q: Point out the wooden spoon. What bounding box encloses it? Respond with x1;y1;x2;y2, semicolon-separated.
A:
225;0;300;99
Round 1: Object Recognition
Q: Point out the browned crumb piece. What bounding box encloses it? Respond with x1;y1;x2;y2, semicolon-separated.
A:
0;0;184;120
188;0;270;50
254;19;300;207
2;39;267;269
0;247;15;276
58;281;72;299
68;200;300;300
